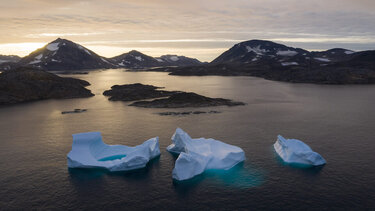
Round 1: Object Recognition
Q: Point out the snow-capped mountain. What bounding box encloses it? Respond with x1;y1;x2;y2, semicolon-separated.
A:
310;48;357;63
1;38;203;71
157;39;375;84
212;40;309;65
156;55;202;66
16;38;115;71
211;40;360;67
110;51;203;69
110;50;161;69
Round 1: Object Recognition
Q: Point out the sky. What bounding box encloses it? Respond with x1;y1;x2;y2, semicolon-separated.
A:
0;0;375;62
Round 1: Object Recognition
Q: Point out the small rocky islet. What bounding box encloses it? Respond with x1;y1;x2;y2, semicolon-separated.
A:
129;92;245;108
103;83;178;101
103;83;245;108
0;67;94;105
157;110;221;116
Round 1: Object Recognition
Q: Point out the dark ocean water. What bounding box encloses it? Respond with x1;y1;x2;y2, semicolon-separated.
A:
0;69;374;210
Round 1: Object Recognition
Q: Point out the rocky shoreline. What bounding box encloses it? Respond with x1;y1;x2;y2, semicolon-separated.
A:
140;63;375;85
103;83;245;108
129;92;245;108
103;83;178;101
157;110;221;116
0;67;94;105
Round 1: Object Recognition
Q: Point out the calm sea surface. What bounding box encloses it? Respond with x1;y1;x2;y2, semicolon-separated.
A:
0;69;374;209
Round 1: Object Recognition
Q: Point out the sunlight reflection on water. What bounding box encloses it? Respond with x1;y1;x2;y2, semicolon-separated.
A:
0;69;375;209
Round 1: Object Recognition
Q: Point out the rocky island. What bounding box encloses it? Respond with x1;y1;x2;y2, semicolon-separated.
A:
129;92;244;108
0;67;94;105
103;83;179;101
103;83;245;108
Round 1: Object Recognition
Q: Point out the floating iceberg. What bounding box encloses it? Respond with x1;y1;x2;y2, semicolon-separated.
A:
67;132;160;171
274;135;326;166
167;128;245;181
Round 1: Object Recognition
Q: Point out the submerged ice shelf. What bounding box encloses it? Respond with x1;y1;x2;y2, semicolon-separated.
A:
167;128;245;181
274;135;326;166
67;132;160;171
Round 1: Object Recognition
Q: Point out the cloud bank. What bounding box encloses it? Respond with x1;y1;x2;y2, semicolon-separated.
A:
0;0;374;61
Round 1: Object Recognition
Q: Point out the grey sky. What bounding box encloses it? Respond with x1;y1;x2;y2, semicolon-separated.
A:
0;0;374;61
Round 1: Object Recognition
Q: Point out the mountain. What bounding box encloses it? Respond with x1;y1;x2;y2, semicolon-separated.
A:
310;48;355;63
143;39;375;84
110;51;203;69
210;40;361;68
0;55;22;71
1;38;203;71
110;50;161;69
0;67;93;105
156;55;202;66
14;38;115;71
211;40;309;65
0;55;21;64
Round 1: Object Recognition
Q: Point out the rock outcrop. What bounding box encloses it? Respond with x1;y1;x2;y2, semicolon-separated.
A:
0;67;94;105
103;83;178;101
129;92;245;108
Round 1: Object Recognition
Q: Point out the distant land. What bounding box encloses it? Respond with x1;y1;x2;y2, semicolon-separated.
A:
0;38;203;71
145;40;375;84
0;38;374;84
0;55;21;64
103;83;245;108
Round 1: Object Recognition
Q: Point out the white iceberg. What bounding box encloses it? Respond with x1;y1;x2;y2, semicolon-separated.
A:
67;132;160;171
167;128;245;181
274;135;326;166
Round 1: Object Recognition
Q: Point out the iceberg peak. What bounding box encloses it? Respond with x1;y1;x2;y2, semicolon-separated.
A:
274;135;326;166
67;132;160;171
167;128;245;181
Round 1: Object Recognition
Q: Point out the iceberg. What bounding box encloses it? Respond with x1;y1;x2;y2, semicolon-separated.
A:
67;132;160;171
274;135;326;166
167;128;245;181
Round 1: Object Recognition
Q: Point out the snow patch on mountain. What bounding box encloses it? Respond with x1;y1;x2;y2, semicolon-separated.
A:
46;43;59;51
29;54;43;64
29;60;41;64
135;56;143;61
101;58;111;64
276;50;298;56
246;45;267;55
314;57;331;62
170;56;179;61
51;59;61;62
281;62;299;66
345;50;355;55
35;54;43;60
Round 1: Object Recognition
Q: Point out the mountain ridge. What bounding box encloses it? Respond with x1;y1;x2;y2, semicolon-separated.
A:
1;38;375;84
0;38;203;71
139;39;375;84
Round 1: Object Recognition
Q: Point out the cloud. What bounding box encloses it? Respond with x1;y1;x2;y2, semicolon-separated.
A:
25;32;106;38
0;0;374;60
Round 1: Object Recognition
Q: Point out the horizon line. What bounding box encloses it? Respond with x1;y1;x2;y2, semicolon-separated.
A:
0;38;374;62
